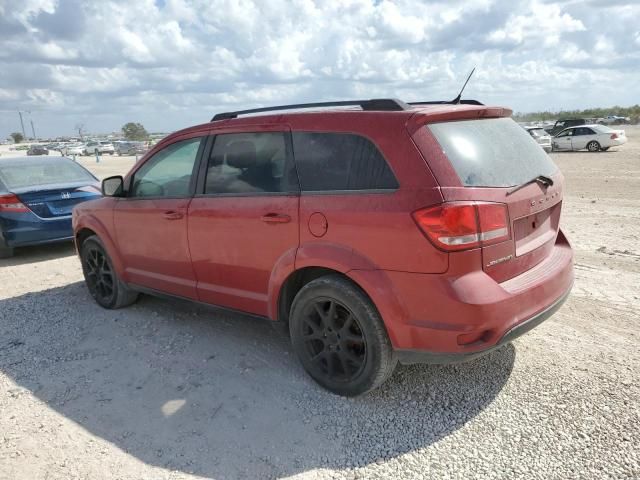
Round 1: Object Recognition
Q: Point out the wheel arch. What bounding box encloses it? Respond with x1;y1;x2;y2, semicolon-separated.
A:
272;264;406;347
74;215;126;278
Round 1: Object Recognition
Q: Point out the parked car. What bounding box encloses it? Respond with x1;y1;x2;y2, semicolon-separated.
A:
62;143;85;156
552;124;627;152
0;156;101;258
598;115;630;125
544;118;587;136
83;141;115;155
115;141;147;156
525;127;552;152
73;98;574;396
27;145;49;156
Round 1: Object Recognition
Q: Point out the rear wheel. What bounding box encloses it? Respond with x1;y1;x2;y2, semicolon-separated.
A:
587;140;601;152
80;236;138;309
290;275;396;396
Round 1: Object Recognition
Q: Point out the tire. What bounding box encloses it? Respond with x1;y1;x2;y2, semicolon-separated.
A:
80;235;138;309
587;141;601;152
289;275;397;396
0;245;14;258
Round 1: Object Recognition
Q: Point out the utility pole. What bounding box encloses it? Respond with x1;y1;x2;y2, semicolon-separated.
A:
18;111;26;139
30;120;36;140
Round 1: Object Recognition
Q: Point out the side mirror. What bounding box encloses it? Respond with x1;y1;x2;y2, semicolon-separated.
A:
102;175;124;197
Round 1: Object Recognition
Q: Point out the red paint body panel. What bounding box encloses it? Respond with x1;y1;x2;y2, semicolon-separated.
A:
73;102;573;361
188;195;299;316
114;197;197;299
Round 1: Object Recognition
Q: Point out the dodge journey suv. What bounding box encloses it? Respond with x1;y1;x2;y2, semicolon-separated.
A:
73;98;574;396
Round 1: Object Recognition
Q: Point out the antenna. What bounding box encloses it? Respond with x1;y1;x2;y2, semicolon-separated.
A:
451;67;476;105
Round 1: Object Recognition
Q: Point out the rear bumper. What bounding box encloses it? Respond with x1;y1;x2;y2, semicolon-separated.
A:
396;284;572;364
1;214;73;247
375;230;574;359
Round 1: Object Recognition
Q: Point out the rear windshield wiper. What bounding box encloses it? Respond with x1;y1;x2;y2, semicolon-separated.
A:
506;175;554;196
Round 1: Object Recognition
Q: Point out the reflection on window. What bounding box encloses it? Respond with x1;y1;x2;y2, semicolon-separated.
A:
205;132;292;194
131;138;201;197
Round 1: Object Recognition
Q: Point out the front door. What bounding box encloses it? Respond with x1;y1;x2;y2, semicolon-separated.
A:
553;129;574;151
188;129;299;316
114;135;205;299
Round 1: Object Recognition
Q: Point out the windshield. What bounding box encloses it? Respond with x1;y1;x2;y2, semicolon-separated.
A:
0;158;95;190
428;117;558;187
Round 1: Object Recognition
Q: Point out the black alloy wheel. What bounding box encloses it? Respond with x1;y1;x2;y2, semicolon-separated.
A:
84;244;115;305
300;298;367;382
290;275;397;396
80;235;138;309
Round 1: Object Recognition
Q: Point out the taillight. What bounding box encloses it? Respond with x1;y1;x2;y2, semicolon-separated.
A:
0;194;29;213
412;202;510;252
610;133;618;140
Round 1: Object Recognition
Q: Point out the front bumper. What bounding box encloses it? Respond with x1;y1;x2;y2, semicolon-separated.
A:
396;284;572;364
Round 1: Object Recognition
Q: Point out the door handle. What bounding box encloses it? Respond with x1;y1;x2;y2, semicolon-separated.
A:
261;213;291;224
163;210;183;220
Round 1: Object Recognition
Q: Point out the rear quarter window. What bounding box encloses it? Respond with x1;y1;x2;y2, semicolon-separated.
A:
292;132;398;191
428;117;558;187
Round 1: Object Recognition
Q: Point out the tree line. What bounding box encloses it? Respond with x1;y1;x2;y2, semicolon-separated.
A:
514;105;640;123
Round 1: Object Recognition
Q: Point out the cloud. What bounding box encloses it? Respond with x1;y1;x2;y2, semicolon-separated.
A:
0;0;639;137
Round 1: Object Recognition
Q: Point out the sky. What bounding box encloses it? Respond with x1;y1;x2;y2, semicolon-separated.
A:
1;0;639;138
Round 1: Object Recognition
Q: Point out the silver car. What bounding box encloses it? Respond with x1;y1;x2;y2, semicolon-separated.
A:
525;127;553;153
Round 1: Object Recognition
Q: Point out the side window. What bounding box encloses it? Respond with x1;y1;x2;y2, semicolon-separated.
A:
130;137;201;198
204;132;295;194
583;128;595;135
292;132;398;191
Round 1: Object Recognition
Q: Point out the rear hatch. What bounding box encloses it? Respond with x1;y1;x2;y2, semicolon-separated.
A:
16;185;100;218
418;116;562;282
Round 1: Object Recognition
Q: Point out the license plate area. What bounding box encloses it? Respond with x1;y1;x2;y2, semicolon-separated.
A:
513;202;560;257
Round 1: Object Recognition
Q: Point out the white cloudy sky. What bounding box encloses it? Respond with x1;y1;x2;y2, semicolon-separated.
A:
1;0;639;137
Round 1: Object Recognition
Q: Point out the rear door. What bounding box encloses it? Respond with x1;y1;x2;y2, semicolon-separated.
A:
422;117;563;282
187;127;299;316
571;127;594;150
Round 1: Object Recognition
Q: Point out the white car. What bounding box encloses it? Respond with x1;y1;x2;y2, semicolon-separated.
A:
525;127;553;153
552;125;627;152
62;143;86;156
83;141;115;155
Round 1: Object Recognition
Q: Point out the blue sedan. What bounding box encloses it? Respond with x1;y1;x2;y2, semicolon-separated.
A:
0;156;101;258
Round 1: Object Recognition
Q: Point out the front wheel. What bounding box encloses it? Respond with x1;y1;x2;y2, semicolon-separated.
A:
80;235;138;309
289;275;397;396
587;141;601;152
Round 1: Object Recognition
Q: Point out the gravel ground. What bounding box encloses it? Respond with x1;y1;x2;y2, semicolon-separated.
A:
1;130;639;480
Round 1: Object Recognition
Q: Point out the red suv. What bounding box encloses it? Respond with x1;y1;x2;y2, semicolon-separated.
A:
73;99;573;396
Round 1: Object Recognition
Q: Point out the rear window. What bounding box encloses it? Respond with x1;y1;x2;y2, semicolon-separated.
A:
428;117;558;187
0;159;95;190
292;132;398;191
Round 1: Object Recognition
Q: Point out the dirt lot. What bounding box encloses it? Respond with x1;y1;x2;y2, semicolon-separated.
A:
1;131;639;479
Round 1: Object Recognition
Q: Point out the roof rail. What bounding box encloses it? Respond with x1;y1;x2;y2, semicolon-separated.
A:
409;99;484;106
211;98;410;121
